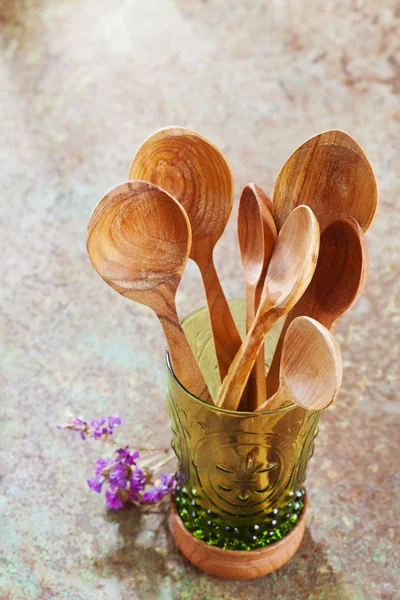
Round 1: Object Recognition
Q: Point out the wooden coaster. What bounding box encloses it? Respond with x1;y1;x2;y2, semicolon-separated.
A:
171;495;307;579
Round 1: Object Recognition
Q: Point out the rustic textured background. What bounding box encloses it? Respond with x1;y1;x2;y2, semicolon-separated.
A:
1;1;399;598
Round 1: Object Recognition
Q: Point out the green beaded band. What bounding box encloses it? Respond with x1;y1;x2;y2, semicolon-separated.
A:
174;484;306;551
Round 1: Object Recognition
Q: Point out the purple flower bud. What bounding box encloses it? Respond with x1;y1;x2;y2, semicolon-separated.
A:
89;414;124;439
115;446;139;465
109;463;128;490
90;417;106;429
159;472;176;491
105;490;125;510
139;473;175;505
129;467;146;499
108;413;123;428
90;417;108;440
87;475;104;493
94;457;112;476
140;487;165;504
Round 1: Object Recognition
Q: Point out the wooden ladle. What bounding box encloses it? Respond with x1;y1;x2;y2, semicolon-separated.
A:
257;316;342;411
216;205;320;411
266;217;368;397
237;183;277;410
129;127;242;382
273;130;378;233
86;180;212;403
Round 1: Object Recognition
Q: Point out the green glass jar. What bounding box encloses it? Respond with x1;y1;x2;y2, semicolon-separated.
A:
166;301;321;551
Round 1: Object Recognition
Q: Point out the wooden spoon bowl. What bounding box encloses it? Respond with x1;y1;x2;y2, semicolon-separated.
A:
312;217;368;326
129;127;234;263
273;130;378;232
258;316;343;411
87;181;190;301
238;183;277;319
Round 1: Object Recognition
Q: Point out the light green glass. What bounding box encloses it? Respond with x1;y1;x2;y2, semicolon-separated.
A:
166;301;322;550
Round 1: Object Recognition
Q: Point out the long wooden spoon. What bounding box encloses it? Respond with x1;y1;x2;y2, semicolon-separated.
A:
86;180;212;403
257;316;342;411
266;217;368;397
273;130;378;233
216;205;320;411
237;183;277;410
129;127;242;382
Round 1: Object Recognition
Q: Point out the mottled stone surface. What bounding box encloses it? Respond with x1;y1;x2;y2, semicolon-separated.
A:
1;1;399;598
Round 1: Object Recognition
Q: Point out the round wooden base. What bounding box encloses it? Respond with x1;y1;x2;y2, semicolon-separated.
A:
171;495;307;579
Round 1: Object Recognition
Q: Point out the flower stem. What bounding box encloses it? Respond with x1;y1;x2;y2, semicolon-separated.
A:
141;454;175;472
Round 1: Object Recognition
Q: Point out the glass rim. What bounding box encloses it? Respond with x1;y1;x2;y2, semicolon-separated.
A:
165;348;296;416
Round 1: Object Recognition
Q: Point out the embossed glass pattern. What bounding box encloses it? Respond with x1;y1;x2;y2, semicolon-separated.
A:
167;301;322;550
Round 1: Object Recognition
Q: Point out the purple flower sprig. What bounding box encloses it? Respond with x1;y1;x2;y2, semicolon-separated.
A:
58;413;176;510
88;446;175;510
57;413;123;441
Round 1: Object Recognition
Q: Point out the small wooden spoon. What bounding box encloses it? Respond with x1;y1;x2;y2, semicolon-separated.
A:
266;217;368;397
216;205;320;411
86;180;212;403
237;183;277;410
273;130;378;233
257;316;342;411
129;127;242;382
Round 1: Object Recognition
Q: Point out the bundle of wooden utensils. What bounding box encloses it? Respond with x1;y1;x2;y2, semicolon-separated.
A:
87;128;377;413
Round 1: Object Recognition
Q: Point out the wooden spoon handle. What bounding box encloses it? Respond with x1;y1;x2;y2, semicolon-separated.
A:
216;307;279;411
159;304;213;404
197;256;242;381
265;310;295;399
256;390;286;411
239;282;267;411
251;350;268;409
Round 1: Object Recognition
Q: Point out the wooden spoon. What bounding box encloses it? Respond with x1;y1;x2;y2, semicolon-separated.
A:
273;130;378;233
86;180;212;403
129;127;242;382
257;316;342;411
216;205;320;411
237;183;277;410
266;217;368;397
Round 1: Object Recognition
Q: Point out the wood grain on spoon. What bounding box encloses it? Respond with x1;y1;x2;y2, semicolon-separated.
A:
266;217;368;397
257;317;342;411
86;180;212;403
273;130;378;233
216;205;320;411
129;127;242;382
237;183;277;410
